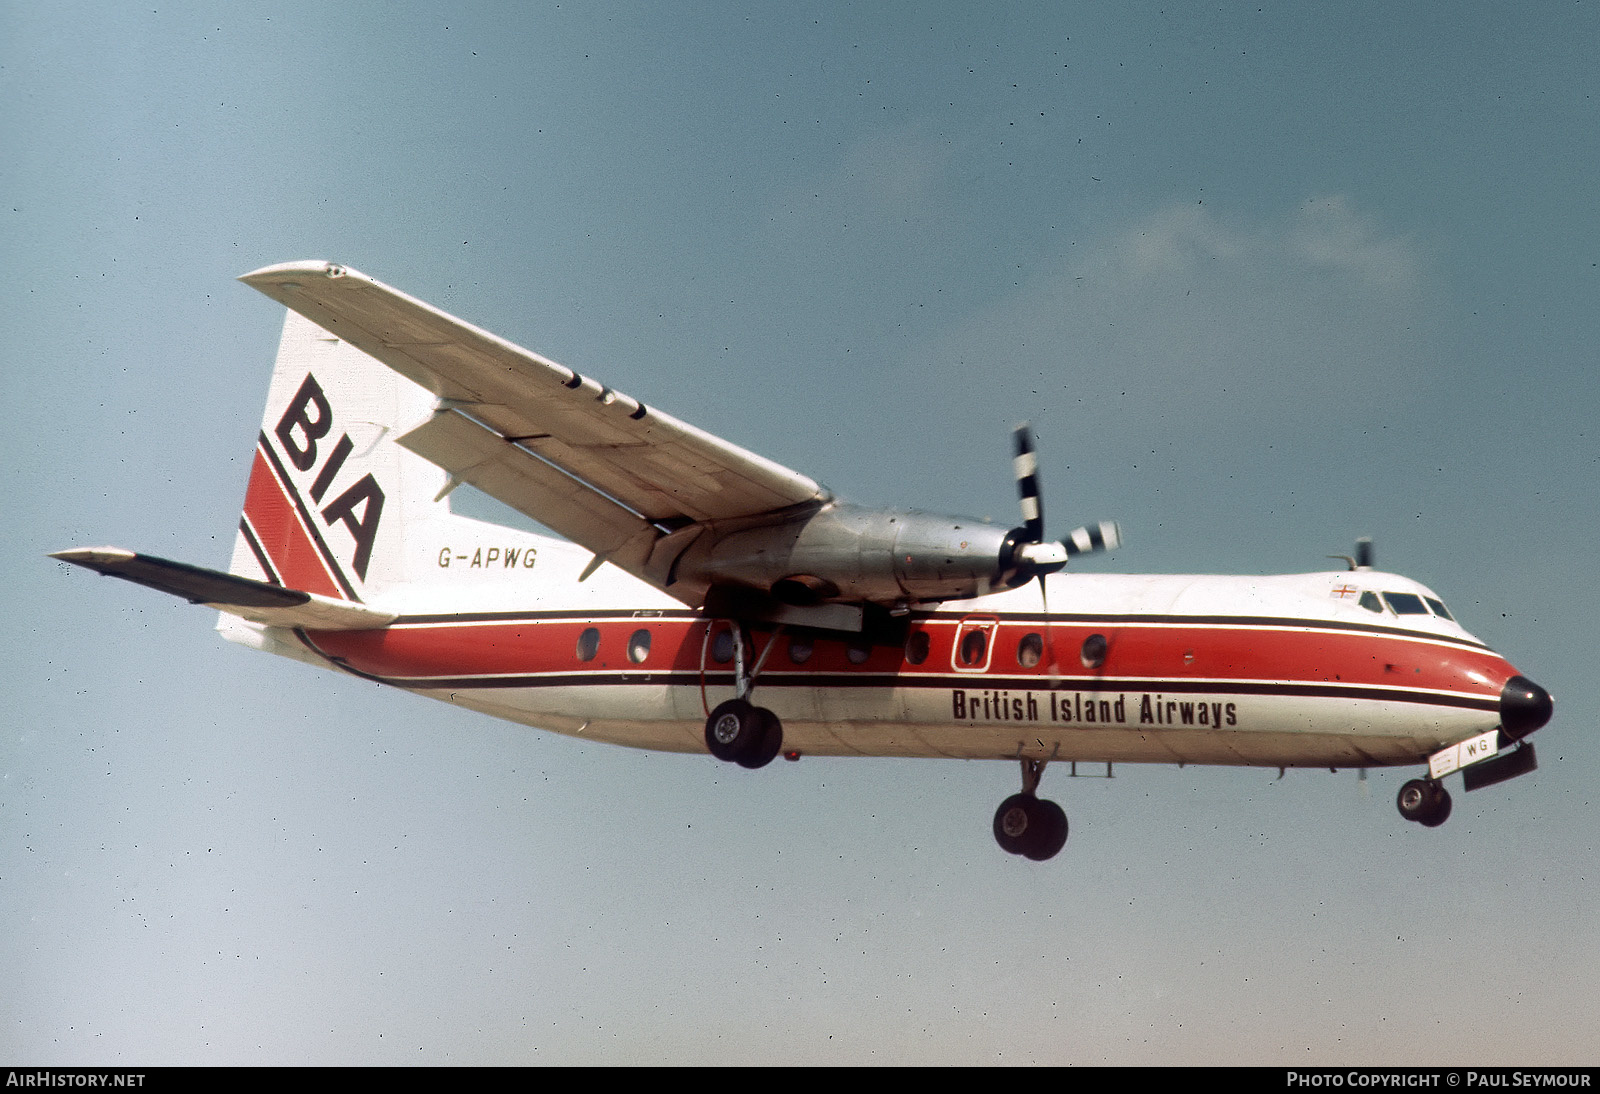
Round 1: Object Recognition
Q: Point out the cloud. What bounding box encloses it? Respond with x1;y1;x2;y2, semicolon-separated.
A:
885;196;1438;469
1114;196;1422;296
1288;195;1422;293
1117;202;1249;275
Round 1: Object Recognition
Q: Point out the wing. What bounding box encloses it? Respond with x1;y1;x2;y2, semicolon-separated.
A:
238;262;829;593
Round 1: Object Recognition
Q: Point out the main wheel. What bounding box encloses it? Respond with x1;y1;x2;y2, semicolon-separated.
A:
705;699;764;762
1022;798;1069;861
994;793;1037;855
993;793;1069;859
736;707;784;769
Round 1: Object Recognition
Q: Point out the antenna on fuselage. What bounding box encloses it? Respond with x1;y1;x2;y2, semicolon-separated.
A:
1329;536;1375;572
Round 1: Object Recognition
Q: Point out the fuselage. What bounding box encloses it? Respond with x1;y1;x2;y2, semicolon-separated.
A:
60;263;1552;860
280;544;1521;769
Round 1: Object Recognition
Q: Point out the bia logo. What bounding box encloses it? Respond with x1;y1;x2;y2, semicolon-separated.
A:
274;374;385;581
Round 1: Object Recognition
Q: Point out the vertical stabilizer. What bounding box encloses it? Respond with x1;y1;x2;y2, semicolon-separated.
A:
228;308;449;603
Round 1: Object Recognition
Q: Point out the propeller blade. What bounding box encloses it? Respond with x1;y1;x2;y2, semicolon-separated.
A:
1062;521;1122;558
1012;424;1045;542
1016;541;1069;567
1015;522;1121;570
1004;424;1122;583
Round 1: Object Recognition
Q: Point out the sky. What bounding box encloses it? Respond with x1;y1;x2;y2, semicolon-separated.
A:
4;1;1598;1066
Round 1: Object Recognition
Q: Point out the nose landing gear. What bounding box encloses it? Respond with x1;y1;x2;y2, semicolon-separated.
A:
993;758;1069;860
1396;777;1452;828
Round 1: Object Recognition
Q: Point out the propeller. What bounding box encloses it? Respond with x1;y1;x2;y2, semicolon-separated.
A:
1001;423;1122;586
1001;423;1121;680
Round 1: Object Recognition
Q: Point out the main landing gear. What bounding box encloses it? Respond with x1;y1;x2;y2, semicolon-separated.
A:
705;698;783;769
993;758;1069;860
1396;777;1452;828
703;623;784;769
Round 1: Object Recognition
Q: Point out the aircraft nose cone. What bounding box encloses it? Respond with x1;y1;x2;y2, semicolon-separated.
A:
1500;675;1553;740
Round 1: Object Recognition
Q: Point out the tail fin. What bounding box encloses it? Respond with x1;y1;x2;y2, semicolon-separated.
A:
228;308;449;603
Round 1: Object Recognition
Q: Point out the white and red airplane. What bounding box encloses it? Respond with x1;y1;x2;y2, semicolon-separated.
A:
55;261;1553;860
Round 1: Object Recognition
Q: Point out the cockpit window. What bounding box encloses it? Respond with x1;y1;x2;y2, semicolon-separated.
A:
1425;597;1454;621
1382;592;1429;615
1358;591;1383;613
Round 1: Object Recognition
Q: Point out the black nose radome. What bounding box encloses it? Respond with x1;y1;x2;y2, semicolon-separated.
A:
1500;675;1553;740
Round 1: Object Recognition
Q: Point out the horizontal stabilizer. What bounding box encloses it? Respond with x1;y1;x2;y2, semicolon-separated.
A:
51;547;395;631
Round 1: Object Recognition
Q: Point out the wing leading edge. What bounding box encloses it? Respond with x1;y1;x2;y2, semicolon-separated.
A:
238;262;830;597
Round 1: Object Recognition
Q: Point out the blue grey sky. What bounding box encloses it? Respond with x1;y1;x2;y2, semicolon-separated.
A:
5;2;1597;1065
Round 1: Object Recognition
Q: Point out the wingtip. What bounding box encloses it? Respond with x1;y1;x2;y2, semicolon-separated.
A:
238;260;355;285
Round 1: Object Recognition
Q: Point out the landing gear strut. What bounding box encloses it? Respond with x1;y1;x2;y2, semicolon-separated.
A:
993;758;1069;860
1396;777;1452;828
703;623;784;769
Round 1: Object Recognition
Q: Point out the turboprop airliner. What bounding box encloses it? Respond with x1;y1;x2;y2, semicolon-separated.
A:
53;261;1554;860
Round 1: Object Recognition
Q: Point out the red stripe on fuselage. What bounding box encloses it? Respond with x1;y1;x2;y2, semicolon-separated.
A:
241;446;346;599
303;615;1515;702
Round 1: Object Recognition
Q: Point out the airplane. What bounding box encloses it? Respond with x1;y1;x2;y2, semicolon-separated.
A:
53;260;1554;861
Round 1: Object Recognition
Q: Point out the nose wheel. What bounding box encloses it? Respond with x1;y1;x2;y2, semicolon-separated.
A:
993;757;1069;860
1396;778;1452;827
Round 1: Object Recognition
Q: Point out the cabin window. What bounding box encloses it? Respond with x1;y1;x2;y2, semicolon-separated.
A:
1425;597;1454;621
847;639;872;665
959;629;987;667
1358;591;1383;613
1080;633;1107;669
627;628;652;663
788;634;814;665
711;629;735;664
1383;592;1429;615
952;618;997;671
1017;633;1044;668
905;630;930;665
576;627;600;662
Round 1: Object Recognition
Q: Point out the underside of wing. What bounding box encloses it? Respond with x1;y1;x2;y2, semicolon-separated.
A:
238;262;829;594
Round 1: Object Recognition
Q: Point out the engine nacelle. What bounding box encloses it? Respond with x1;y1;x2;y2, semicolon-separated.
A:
675;503;1015;606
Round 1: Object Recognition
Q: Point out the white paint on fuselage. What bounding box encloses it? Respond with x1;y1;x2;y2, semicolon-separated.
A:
222;522;1503;769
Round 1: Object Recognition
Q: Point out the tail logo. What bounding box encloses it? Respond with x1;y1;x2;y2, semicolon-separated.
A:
272;374;386;581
